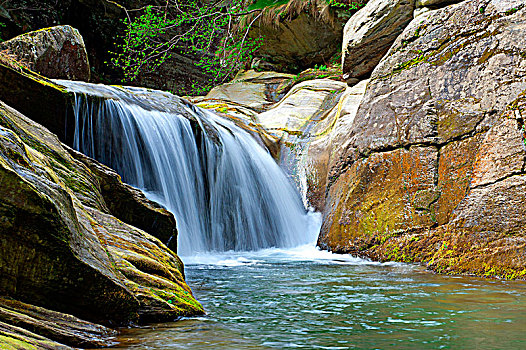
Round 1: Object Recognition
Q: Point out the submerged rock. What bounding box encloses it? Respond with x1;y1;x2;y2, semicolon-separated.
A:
0;25;90;81
319;0;526;279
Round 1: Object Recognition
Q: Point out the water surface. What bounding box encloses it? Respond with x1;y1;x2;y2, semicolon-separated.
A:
114;246;526;349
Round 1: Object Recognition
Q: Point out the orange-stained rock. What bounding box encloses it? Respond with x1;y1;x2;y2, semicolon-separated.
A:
319;0;526;279
318;146;438;253
436;134;484;225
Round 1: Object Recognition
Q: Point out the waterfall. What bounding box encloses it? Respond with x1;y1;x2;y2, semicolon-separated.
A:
57;81;319;256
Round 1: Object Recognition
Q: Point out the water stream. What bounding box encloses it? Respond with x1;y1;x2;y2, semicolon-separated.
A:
57;81;526;349
58;80;319;255
113;246;526;349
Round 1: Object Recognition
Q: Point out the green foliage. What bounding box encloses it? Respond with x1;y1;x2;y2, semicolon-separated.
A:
248;0;289;10
0;21;5;42
110;1;263;95
249;0;364;12
327;0;364;10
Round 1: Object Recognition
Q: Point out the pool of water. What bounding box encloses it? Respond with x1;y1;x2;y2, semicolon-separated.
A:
114;245;526;349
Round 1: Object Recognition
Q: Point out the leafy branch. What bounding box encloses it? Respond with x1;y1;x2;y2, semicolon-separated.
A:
110;0;264;95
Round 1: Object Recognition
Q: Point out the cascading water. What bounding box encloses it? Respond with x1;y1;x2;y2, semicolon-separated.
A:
57;80;320;256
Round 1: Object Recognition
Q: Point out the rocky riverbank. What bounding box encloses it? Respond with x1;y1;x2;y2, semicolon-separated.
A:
0;0;525;347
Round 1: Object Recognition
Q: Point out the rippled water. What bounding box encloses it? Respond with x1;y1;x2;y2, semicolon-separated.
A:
114;245;526;349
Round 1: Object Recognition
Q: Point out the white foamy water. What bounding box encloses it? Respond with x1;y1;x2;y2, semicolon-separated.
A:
57;80;320;256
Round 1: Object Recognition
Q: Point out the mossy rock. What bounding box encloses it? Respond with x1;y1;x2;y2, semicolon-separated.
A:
0;95;203;341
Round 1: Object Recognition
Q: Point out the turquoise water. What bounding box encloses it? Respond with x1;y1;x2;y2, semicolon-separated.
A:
114;245;526;349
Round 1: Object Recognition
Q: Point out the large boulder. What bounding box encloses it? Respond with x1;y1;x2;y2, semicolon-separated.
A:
341;0;414;84
0;96;203;334
69;149;179;251
257;79;348;139
319;0;526;279
247;0;366;73
198;70;296;112
0;25;90;81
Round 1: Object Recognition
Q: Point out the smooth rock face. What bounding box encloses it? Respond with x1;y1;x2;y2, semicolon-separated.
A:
253;78;367;210
297;80;369;210
0;25;90;81
0;100;203;329
470;117;526;188
201;70;295;112
341;0;414;82
257;79;348;138
191;70;296;157
321;0;526;278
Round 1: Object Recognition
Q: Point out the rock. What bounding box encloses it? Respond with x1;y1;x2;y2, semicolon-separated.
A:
470;117;526;188
201;70;295;112
0;99;203;331
0;25;90;81
0;60;70;142
435;134;483;225
68;149;179;251
190;70;298;158
255;78;350;208
413;7;431;17
0;321;74;349
247;0;363;73
0;297;116;348
341;0;414;82
320;0;526;279
318;146;439;252
415;0;463;8
302;79;369;210
257;79;348;139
